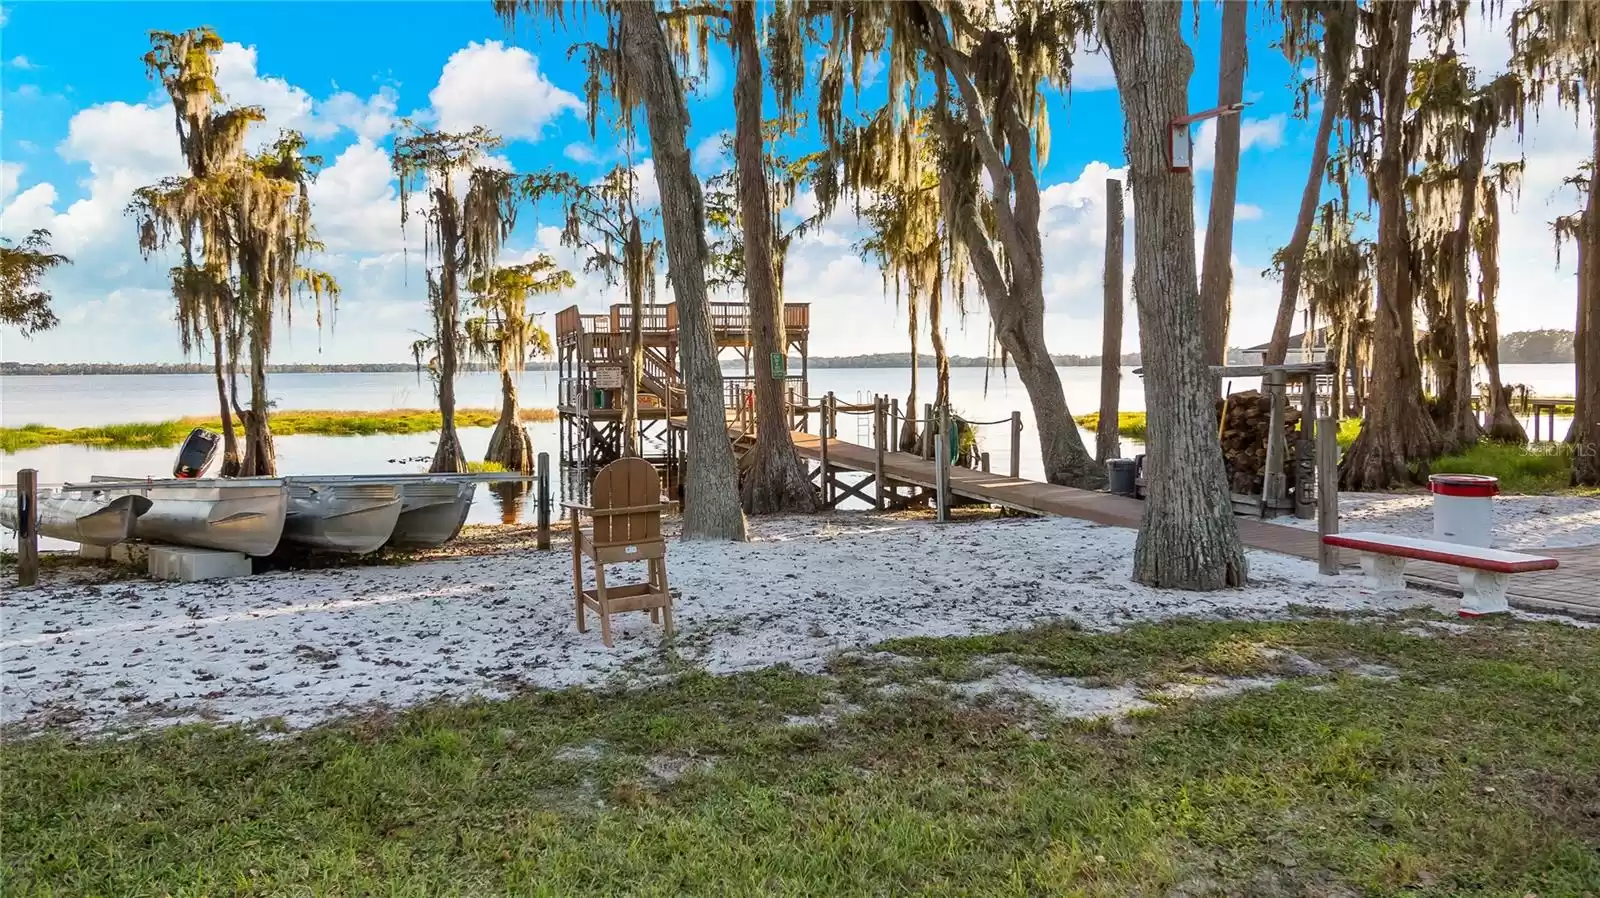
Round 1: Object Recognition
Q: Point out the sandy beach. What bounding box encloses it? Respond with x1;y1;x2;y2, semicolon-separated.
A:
3;512;1455;734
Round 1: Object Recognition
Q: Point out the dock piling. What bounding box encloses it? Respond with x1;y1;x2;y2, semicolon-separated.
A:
874;396;887;510
536;452;551;551
1008;412;1022;479
934;405;950;523
15;468;38;587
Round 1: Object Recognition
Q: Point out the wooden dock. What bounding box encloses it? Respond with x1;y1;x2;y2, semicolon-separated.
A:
788;430;1600;619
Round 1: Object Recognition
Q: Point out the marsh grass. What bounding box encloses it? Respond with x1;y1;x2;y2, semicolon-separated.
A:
0;408;557;453
1073;411;1148;442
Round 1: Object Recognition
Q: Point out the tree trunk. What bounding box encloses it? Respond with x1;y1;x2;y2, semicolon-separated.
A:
1419;276;1457;422
485;365;534;472
239;329;277;476
1573;109;1600;484
1103;0;1248;590
1339;1;1443;490
431;206;466;474
1097;177;1125;462
209;319;242;477
1199;0;1247;369
900;300;920;451
930;266;950;413
620;0;746;539
623;219;644;458
1473;188;1525;442
733;2;814;515
928;15;1102;490
1266;7;1350;366
1445;156;1486;447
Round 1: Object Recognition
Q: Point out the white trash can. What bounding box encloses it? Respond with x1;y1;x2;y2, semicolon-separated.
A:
1429;474;1499;547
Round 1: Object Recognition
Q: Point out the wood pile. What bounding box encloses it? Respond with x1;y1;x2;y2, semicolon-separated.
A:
1216;390;1300;495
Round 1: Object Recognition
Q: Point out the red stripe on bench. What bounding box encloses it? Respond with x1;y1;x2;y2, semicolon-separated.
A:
1321;535;1560;574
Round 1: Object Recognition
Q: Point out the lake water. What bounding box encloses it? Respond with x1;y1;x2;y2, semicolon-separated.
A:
0;363;1578;550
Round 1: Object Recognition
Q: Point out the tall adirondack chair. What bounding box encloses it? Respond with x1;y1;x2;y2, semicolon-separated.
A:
565;457;672;647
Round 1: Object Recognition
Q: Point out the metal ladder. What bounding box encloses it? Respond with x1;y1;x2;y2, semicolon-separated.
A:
856;391;873;444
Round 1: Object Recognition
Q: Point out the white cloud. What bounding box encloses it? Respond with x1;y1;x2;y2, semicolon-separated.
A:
7;54;35;69
317;87;399;142
307;139;407;254
429;41;581;141
2;64;413;360
1193;114;1287;171
58;101;184;184
692;130;729;175
1067;41;1117;92
0;160;20;204
211;43;399;145
1236;203;1264;221
564;142;601;164
630;159;660;210
214;43;320;140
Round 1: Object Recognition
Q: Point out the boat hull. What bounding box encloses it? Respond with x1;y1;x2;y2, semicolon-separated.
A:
388;482;474;548
85;477;290;556
1;491;153;547
283;483;403;554
285;475;476;549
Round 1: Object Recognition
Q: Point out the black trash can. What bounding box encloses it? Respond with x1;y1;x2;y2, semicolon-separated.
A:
1107;458;1138;497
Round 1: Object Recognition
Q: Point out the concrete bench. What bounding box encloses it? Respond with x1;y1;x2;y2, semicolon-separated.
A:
1322;531;1559;617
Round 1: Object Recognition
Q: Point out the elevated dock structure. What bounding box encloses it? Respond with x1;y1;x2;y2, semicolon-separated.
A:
555;301;811;469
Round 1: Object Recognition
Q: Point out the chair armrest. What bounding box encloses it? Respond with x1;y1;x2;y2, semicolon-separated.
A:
561;502;592;512
588;503;665;516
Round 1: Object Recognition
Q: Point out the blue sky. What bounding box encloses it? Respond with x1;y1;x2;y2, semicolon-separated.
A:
0;1;1587;367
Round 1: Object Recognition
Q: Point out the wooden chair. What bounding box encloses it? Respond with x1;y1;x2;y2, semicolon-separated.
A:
565;457;673;647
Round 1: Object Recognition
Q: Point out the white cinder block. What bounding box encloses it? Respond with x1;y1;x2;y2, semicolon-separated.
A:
147;547;252;582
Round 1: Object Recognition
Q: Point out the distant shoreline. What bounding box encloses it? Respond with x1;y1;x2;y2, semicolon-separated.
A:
2;356;1135;376
0;352;1575;377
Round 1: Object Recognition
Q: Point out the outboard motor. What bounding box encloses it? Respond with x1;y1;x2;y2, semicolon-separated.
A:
173;427;222;478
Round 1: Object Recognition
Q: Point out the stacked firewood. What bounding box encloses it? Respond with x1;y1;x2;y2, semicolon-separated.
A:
1215;390;1300;495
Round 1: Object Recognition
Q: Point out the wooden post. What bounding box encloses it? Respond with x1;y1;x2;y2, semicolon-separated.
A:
1294;375;1318;520
819;395;831;508
981;452;991;474
1009;411;1022;479
874;396;887;510
16;468;38;587
1316;415;1340;575
934;405;950;523
826;391;838;442
1261;369;1287;516
1097;177;1125;463
921;403;933;460
536;453;551;551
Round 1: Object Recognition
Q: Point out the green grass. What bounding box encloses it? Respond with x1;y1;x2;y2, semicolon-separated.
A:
1074;411;1148;441
5;616;1597;896
1432;440;1588;495
0;407;557;453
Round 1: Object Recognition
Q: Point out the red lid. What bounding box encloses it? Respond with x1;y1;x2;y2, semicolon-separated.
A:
1429;474;1499;498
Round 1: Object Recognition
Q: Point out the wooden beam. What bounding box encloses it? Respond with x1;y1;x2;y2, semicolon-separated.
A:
1208;362;1334;377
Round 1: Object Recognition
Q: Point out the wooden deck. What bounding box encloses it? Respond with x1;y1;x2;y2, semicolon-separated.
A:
789;431;1600;619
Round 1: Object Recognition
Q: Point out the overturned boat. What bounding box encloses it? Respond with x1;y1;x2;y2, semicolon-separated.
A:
0;489;153;547
282;481;404;555
286;475;474;549
84;476;290;556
